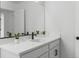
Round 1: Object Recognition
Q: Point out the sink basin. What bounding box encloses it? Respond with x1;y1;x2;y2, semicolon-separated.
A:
0;38;14;45
29;37;45;42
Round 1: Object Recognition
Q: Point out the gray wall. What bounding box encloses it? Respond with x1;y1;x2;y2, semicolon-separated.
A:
45;1;75;58
75;2;79;58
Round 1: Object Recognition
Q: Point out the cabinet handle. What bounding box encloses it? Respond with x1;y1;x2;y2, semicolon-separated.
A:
55;49;58;56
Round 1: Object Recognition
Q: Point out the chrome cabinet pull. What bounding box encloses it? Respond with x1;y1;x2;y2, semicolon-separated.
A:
55;49;58;56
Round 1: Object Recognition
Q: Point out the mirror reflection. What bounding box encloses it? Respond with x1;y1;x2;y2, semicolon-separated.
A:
0;1;45;38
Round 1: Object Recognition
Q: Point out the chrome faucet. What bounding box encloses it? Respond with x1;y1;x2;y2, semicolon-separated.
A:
26;32;37;39
32;32;37;39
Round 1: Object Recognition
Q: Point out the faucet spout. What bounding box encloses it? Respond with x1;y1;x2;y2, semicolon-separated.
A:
32;32;37;39
32;32;34;39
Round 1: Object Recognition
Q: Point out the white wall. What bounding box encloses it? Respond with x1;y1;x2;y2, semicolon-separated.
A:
75;2;79;58
45;1;75;58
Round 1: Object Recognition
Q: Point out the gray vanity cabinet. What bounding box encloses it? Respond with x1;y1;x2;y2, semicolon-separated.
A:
21;39;60;58
49;39;60;58
39;52;48;58
1;38;60;58
49;45;60;58
21;45;48;58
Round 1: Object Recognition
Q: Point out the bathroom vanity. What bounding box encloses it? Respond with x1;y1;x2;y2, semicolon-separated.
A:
0;36;60;58
0;2;60;58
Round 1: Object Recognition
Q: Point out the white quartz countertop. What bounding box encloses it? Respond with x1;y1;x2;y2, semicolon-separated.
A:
0;35;60;55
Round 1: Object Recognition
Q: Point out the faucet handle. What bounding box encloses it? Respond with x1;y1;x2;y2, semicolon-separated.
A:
32;32;37;36
35;33;37;36
36;30;39;34
42;31;46;35
7;32;12;37
21;33;25;36
26;32;29;35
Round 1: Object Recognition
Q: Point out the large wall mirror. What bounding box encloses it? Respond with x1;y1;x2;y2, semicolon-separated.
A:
0;1;45;38
0;8;24;38
25;2;45;34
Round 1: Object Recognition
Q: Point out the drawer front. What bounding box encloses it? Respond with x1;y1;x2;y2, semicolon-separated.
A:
39;52;48;58
1;48;19;58
21;45;48;58
49;39;60;49
50;45;60;58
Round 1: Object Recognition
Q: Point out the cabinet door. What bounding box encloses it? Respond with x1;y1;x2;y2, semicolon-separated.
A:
21;45;48;58
39;52;48;58
49;39;59;49
50;45;60;58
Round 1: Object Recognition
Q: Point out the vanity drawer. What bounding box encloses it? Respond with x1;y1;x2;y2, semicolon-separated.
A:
39;52;48;58
21;45;48;58
49;39;60;49
49;45;60;58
